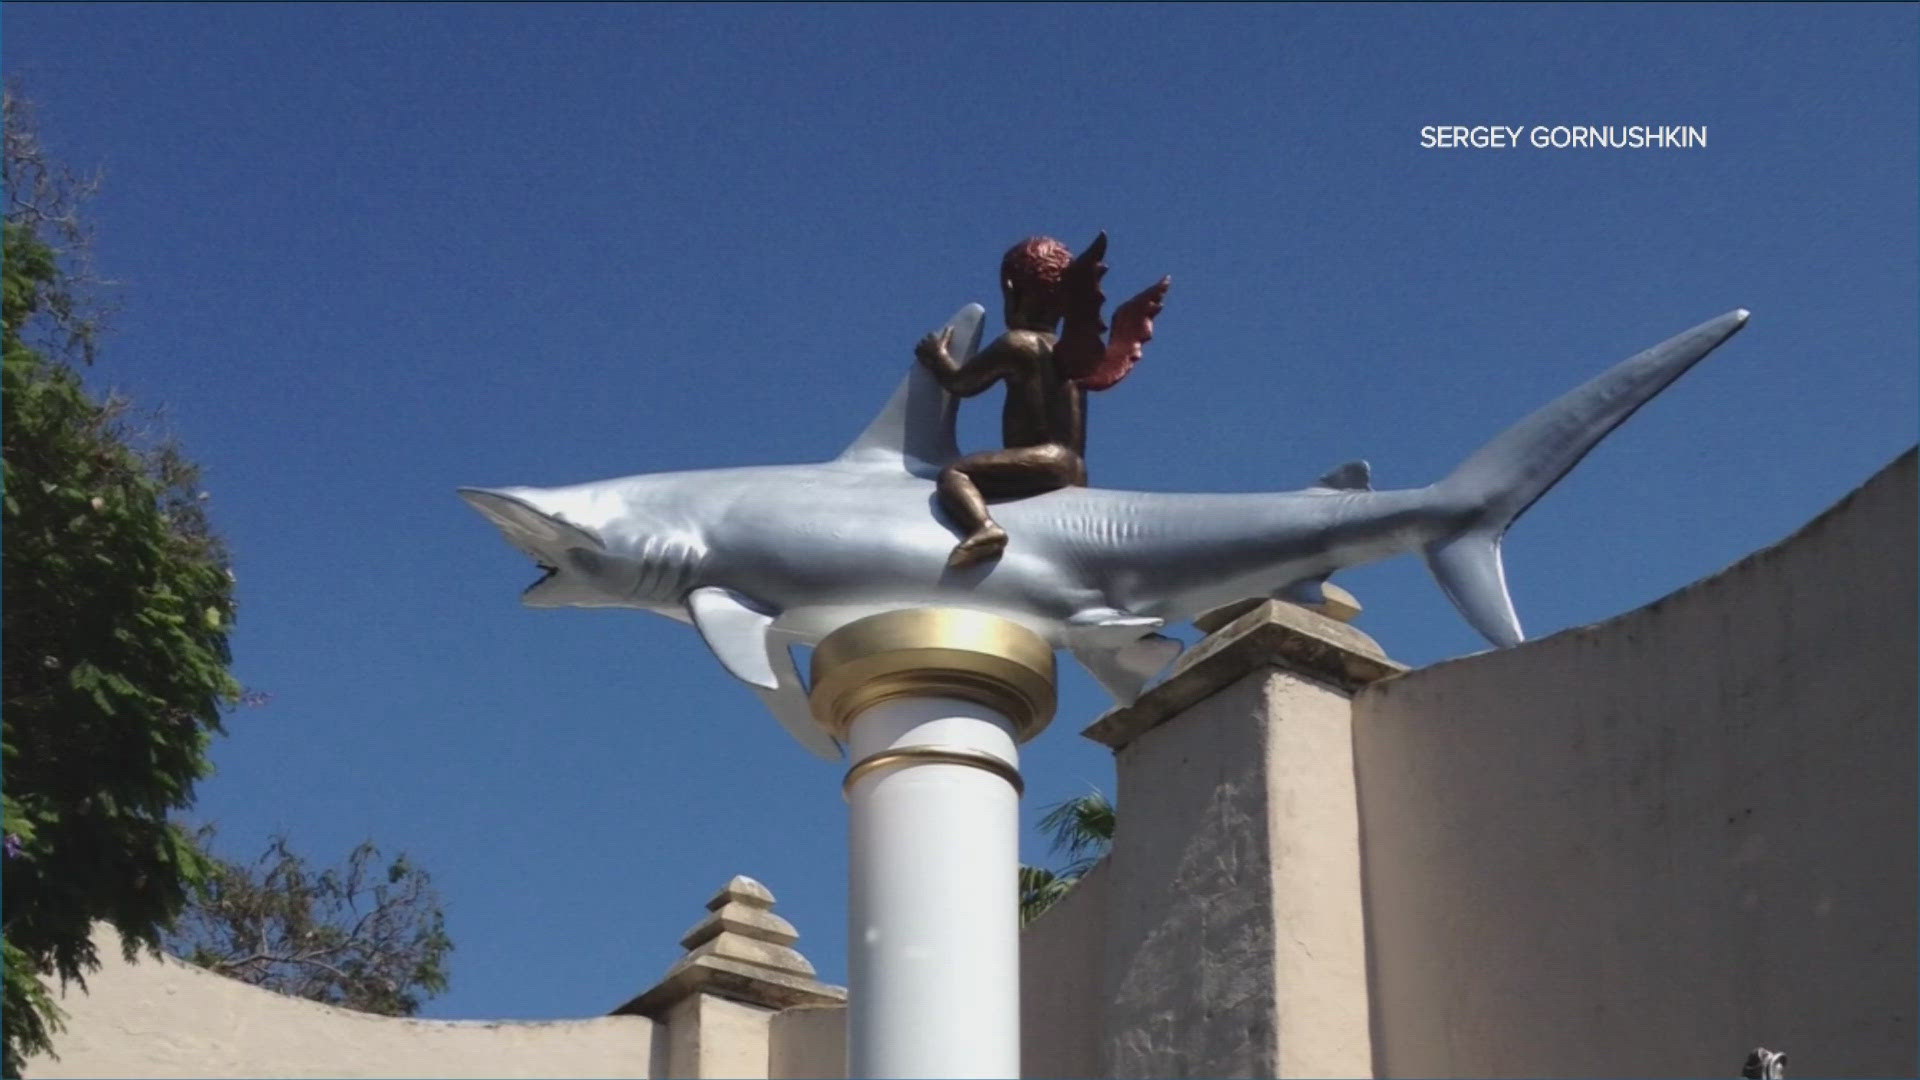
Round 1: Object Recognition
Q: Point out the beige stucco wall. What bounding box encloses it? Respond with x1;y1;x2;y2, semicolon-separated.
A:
1019;857;1109;1077
768;1005;846;1080
662;993;772;1079
1263;670;1375;1078
1099;659;1374;1078
1353;449;1918;1078
1103;671;1284;1077
28;929;658;1079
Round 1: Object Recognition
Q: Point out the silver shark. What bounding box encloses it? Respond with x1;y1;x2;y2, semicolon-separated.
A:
462;304;1750;758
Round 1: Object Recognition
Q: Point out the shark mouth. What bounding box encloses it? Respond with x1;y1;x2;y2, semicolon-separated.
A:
525;561;561;596
458;488;607;597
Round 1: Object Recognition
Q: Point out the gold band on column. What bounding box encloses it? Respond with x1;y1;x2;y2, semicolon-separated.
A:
808;608;1057;742
841;744;1026;798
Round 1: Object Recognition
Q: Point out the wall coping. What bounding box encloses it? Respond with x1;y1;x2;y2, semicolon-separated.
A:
1083;599;1406;751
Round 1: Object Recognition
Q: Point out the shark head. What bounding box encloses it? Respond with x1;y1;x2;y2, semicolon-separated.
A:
459;486;670;610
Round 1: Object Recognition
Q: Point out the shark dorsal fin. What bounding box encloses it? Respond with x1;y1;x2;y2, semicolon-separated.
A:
835;304;981;475
1316;460;1372;491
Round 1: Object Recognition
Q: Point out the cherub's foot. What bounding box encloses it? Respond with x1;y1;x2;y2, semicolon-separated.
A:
946;524;1008;568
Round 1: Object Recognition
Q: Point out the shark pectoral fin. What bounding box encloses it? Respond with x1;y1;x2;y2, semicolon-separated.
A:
752;630;842;761
1070;632;1184;704
1315;460;1373;491
1423;528;1523;648
686;586;781;690
1067;610;1164;648
1067;611;1179;702
1121;633;1184;683
1279;576;1329;605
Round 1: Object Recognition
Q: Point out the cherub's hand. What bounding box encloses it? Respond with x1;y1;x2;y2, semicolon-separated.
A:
915;327;955;371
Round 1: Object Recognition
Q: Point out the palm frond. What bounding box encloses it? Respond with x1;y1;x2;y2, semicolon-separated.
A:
1019;789;1116;924
1038;789;1114;861
1018;865;1080;928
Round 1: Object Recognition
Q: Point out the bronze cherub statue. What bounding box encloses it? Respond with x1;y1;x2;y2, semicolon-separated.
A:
914;233;1170;567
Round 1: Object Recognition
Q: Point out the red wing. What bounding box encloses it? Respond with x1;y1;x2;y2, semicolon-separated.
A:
1054;232;1109;383
1075;276;1169;391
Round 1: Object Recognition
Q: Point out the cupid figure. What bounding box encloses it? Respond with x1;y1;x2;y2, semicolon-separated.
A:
915;233;1170;567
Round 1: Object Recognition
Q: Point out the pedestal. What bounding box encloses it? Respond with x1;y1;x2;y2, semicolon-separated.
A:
1084;599;1403;1079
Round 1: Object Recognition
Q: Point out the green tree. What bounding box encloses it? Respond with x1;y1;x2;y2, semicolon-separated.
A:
2;87;239;1077
165;831;453;1017
1019;789;1114;927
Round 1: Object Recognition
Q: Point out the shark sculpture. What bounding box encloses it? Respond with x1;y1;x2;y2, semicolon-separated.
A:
462;304;1750;759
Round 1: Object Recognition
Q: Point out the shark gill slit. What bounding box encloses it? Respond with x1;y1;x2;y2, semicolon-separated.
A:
631;534;705;603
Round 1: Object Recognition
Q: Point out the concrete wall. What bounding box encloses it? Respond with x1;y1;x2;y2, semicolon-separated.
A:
1353;450;1918;1078
1020;858;1109;1077
28;927;868;1080
1088;600;1382;1080
27;879;843;1080
1103;671;1285;1077
660;994;772;1079
34;869;1111;1080
28;929;658;1079
768;1005;846;1080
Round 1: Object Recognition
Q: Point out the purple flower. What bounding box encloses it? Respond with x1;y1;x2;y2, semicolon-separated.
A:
4;834;24;860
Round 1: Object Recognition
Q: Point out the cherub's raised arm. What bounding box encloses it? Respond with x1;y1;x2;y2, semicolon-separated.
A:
915;326;1019;397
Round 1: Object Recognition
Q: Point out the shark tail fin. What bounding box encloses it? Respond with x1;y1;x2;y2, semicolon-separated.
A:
1426;309;1751;647
1424;527;1521;646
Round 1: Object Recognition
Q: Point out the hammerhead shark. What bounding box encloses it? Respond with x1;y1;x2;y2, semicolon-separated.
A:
462;304;1749;758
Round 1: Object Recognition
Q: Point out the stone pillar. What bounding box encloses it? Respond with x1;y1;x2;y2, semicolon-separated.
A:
1083;598;1402;1079
614;876;845;1078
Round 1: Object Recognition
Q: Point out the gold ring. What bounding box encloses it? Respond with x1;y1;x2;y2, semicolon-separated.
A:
841;744;1025;798
809;608;1057;741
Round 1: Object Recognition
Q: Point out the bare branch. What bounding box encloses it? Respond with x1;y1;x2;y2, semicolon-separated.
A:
4;81;115;366
165;829;451;1016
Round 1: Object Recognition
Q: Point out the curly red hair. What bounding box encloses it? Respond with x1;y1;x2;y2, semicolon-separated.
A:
1000;236;1074;299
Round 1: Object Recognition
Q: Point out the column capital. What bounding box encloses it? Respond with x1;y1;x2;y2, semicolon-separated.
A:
808;608;1057;743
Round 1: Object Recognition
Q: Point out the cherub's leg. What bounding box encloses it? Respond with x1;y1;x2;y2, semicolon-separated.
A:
937;445;1083;568
935;464;1004;567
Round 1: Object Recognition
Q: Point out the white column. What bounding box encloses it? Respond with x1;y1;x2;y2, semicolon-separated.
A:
807;608;1055;1080
845;696;1022;1079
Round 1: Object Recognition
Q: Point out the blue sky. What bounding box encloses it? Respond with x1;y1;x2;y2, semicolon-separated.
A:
5;3;1913;1021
